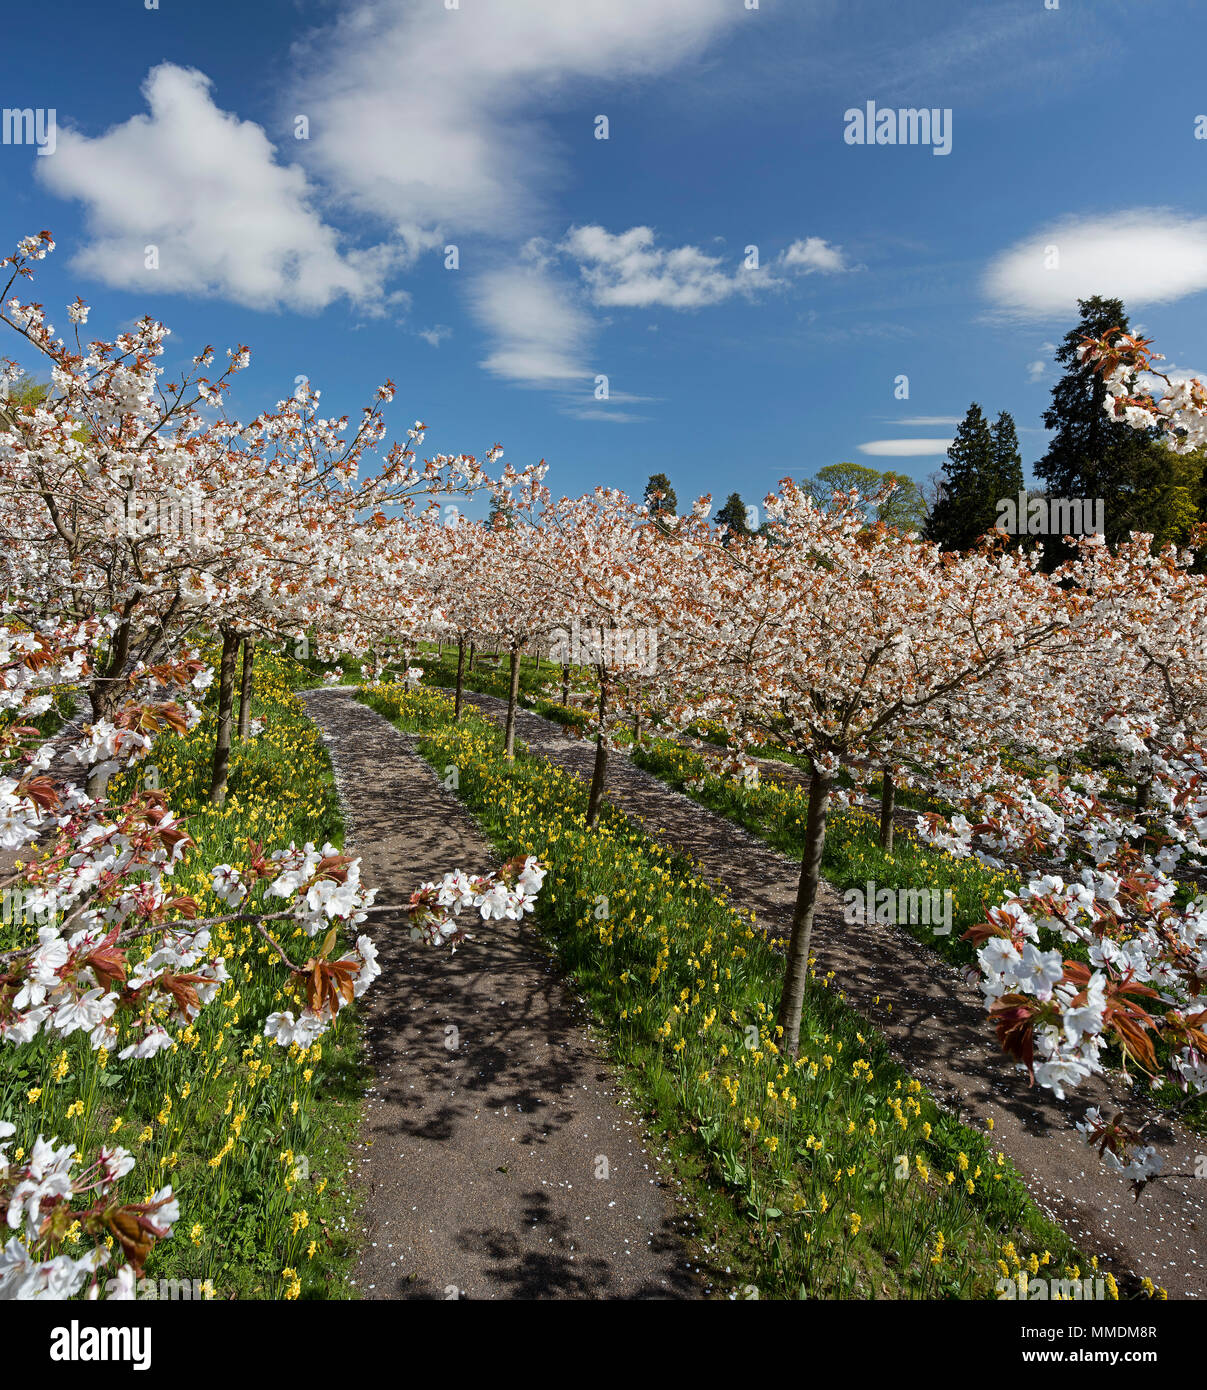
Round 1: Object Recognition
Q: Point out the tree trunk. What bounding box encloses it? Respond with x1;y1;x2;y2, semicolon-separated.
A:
775;772;834;1058
468;641;476;672
237;638;254;739
586;679;610;826
437;638;443;660
562;662;570;706
1135;776;1151;816
878;769;895;853
503;644;522;759
1134;775;1152;846
454;641;466;720
90;618;132;721
209;628;241;807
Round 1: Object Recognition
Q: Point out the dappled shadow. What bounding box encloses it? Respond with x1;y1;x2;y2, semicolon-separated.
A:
299;688;704;1301
456;689;1207;1299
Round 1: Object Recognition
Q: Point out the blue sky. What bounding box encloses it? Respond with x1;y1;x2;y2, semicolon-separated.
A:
3;0;1206;519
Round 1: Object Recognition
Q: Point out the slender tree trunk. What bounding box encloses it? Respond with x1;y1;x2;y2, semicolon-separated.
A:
494;639;501;657
468;642;476;672
454;641;466;720
1134;775;1152;845
775;772;834;1057
586;678;610;826
210;628;241;807
878;769;895;853
503;643;522;759
633;709;642;745
237;638;254;739
562;662;571;706
1135;776;1151;816
437;638;443;660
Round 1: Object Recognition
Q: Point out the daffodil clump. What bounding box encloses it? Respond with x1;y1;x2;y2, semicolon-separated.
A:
0;652;361;1299
362;684;1113;1300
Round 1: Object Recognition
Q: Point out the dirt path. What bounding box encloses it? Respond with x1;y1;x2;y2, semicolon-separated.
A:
298;688;703;1300
454;689;1207;1299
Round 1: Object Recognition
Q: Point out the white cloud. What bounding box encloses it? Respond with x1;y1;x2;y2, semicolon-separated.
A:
858;439;953;457
1026;360;1047;382
296;0;742;249
561;224;776;309
418;325;452;348
469;262;595;386
780;237;849;275
890;415;961;426
566;407;648;424
37;64;396;312
985;210;1207;318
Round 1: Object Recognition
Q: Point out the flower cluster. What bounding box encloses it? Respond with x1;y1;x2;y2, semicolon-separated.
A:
405;856;547;947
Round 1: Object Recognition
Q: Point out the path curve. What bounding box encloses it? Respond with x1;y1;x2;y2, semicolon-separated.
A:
455;689;1207;1299
299;688;703;1300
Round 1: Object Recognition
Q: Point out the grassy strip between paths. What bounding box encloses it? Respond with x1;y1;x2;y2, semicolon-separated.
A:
358;681;1133;1302
0;651;366;1300
628;736;1019;971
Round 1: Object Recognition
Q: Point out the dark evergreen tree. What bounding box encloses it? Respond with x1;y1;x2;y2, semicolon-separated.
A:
643;472;678;534
989;411;1024;504
923;403;996;550
715;491;751;542
1037;295;1167;559
487;499;515;530
643;472;678;516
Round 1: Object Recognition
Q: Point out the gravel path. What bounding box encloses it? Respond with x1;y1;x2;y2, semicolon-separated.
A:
299;688;703;1300
455;689;1207;1299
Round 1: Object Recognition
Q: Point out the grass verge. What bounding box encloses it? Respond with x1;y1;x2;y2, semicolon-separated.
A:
359;681;1115;1301
0;650;367;1300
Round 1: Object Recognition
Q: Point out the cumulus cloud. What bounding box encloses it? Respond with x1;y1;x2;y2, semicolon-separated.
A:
858;439;953;457
561;225;774;309
984;210;1207;318
37;64;398;312
554;226;852;310
780;237;849;275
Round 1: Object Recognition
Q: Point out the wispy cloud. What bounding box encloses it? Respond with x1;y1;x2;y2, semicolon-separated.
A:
887;415;961;426
858;438;953;457
468;260;596;387
293;0;743;252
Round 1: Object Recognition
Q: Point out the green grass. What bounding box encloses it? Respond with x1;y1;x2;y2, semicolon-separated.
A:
1;650;367;1300
357;682;1121;1301
628;736;1019;970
